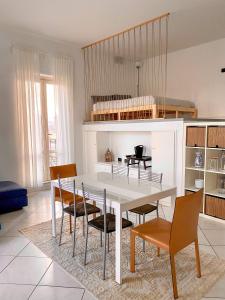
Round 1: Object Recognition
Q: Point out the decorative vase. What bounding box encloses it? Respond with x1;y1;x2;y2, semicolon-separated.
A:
194;151;204;168
105;148;113;162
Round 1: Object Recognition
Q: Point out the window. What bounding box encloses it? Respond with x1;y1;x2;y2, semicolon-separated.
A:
40;76;57;181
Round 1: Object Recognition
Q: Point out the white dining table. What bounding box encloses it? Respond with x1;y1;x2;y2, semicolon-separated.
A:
50;172;177;284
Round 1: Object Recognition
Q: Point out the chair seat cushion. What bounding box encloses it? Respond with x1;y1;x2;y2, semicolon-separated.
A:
0;181;27;200
129;204;157;215
88;213;133;233
132;217;171;250
64;202;100;217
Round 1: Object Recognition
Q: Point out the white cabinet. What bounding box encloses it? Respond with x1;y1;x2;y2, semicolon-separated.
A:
83;120;184;199
95;163;112;173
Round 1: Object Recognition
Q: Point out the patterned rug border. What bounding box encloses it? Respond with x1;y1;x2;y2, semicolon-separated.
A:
20;218;225;300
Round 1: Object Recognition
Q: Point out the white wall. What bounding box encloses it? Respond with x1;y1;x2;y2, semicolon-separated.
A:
0;27;85;182
166;38;225;118
96;131;152;162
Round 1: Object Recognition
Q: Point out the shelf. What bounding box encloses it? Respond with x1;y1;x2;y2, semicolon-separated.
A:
185;186;201;192
206;169;225;175
185;166;205;172
186;146;205;150
205;189;225;199
206;147;225;151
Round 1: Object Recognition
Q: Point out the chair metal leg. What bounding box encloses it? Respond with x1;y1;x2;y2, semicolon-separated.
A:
72;217;76;257
195;239;201;278
59;211;64;246
82;216;85;237
142;214;146;252
170;253;178;299
103;232;107;280
100;231;103;247
156;201;159;218
126;211;129;220
138;214;141;224
69;214;72;234
84;225;89;265
130;231;135;272
107;233;110;252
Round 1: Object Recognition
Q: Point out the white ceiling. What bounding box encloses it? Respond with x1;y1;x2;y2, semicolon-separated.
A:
0;0;225;51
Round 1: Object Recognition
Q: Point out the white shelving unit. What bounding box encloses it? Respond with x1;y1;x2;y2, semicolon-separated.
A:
184;121;225;221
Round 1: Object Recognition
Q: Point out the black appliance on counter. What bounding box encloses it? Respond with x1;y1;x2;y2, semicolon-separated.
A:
134;145;144;158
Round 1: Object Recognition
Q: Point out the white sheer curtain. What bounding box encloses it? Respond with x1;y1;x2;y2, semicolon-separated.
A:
53;55;75;165
13;47;43;187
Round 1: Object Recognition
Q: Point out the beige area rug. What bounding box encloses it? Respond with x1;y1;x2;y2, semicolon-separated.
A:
21;217;225;300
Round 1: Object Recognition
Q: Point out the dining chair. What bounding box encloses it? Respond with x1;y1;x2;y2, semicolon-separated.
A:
130;189;203;299
111;164;129;215
111;164;129;176
58;179;100;256
128;168;163;251
82;183;133;280
50;164;81;233
129;168;163;221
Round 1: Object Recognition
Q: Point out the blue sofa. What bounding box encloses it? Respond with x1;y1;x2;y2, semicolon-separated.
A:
0;181;28;214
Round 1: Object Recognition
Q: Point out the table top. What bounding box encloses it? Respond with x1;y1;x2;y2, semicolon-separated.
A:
52;172;176;208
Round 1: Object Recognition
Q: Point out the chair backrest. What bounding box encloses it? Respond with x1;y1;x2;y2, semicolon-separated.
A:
49;163;77;180
169;189;203;253
111;164;128;176
82;183;107;234
138;168;163;184
58;178;79;212
50;164;77;199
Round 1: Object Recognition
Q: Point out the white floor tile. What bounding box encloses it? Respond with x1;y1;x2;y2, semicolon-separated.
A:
205;273;225;298
199;216;225;230
0;237;29;255
30;285;84;300
0;283;34;300
0;256;14;272
213;245;225;259
199;245;216;256
202;229;225;245
0;256;52;284
39;262;83;288
198;228;210;245
18;242;47;258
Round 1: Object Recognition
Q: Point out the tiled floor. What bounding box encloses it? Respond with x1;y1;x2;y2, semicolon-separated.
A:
0;191;225;300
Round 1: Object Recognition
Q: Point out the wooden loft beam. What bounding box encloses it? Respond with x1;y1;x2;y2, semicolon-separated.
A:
82;12;170;49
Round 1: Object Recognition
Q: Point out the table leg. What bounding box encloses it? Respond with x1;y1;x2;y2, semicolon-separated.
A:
51;183;56;237
171;194;176;211
115;205;122;284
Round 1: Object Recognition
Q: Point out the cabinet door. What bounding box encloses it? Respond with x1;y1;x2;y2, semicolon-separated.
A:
95;163;112;173
208;126;225;148
186;127;205;147
205;195;225;220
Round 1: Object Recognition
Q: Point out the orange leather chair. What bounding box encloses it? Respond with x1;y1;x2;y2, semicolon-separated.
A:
49;164;83;233
130;189;203;299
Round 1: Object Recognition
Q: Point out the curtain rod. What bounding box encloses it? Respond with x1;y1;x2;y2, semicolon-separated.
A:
82;12;170;49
